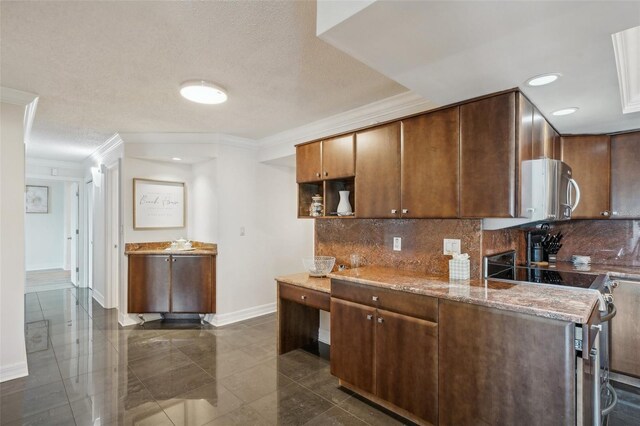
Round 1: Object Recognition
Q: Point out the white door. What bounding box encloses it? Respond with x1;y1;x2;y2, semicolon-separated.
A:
107;165;120;309
70;182;79;285
86;181;94;289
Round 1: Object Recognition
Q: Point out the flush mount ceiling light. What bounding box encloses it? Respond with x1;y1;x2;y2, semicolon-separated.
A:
552;107;579;116
172;157;182;161
526;73;561;87
180;80;227;104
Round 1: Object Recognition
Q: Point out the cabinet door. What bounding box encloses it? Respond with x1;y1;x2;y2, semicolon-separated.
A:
128;255;170;313
460;92;516;218
560;135;610;218
296;141;322;183
611;280;640;377
532;107;557;159
611;131;640;218
323;134;355;179
402;107;459;218
171;255;214;313
376;309;438;425
355;122;401;218
330;298;376;394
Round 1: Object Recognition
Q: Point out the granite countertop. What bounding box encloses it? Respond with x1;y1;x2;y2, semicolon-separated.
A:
275;273;331;294
125;241;217;255
327;266;600;324
529;261;640;281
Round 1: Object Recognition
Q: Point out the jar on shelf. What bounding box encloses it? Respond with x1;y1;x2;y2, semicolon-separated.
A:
309;194;324;217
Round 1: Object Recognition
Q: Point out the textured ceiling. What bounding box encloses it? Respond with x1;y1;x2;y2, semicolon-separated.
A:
0;1;406;162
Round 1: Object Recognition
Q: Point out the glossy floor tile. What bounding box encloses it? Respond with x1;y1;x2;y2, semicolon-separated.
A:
6;286;637;425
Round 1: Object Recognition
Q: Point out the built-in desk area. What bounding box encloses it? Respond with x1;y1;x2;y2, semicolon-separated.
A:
275;273;330;355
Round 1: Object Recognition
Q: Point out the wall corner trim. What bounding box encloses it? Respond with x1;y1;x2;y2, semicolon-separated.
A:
0;361;29;383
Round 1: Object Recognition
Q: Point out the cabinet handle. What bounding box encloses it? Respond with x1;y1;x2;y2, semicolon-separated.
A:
391;209;397;214
301;295;307;301
377;317;384;324
372;296;379;302
366;314;373;321
172;258;176;262
316;172;321;178
164;258;170;262
402;209;408;214
601;211;610;217
324;171;328;177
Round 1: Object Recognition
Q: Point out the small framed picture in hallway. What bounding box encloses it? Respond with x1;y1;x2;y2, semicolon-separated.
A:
133;178;185;229
25;185;48;213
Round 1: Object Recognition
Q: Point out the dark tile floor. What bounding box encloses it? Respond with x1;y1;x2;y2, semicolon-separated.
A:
0;288;405;426
2;288;639;425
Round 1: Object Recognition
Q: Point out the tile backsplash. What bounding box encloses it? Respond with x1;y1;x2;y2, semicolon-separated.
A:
315;218;483;279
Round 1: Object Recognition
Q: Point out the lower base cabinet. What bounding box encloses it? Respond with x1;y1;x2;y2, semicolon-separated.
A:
128;254;216;314
330;296;438;425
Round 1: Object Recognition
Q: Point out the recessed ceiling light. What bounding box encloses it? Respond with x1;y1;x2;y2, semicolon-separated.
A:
552;107;579;116
526;73;561;87
172;157;182;161
180;80;227;104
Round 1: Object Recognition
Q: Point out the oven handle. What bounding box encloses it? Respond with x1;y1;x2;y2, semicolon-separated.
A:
600;302;616;323
601;382;618;417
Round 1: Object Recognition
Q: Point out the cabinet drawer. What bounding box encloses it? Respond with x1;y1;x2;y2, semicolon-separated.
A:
331;279;437;322
279;282;330;311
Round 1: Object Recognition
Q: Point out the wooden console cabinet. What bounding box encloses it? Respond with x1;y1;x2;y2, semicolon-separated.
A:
128;254;216;315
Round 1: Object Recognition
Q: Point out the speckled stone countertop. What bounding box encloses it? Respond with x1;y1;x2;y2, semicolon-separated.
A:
275;273;331;293
125;241;217;255
328;266;599;324
529;261;640;281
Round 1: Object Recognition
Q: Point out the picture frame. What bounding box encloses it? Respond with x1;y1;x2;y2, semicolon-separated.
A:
133;178;185;229
25;185;49;213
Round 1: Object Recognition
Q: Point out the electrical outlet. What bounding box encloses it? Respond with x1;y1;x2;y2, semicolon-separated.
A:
240;226;245;236
393;237;402;251
443;238;461;255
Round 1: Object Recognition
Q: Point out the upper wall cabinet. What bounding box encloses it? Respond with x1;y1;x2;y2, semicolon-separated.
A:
296;141;322;183
296;134;356;183
610;131;640;218
402;107;460;218
355;122;401;218
560;135;611;219
460;92;517;218
532;107;560;160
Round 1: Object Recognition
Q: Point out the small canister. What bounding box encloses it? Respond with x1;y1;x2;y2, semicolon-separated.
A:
309;194;324;217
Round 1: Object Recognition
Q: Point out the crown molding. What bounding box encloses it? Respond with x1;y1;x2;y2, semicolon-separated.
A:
257;91;435;161
118;132;259;151
613;26;640;114
0;87;38;106
86;133;124;165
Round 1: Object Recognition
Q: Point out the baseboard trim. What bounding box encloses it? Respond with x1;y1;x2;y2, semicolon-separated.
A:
118;312;162;327
206;302;276;327
0;361;28;383
92;289;105;307
26;265;65;271
318;328;331;345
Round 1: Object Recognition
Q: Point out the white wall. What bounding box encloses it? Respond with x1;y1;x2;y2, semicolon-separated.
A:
0;102;28;382
24;179;65;270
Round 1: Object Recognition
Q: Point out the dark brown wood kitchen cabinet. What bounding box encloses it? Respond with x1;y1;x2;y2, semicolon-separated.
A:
322;134;355;179
610;131;640;218
355;122;401;218
128;254;216;314
402;107;460;218
532;107;560;160
330;280;438;425
560;135;611;218
459;92;517;218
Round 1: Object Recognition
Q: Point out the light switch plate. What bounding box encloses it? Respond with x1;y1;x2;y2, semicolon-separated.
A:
443;238;461;255
393;237;402;251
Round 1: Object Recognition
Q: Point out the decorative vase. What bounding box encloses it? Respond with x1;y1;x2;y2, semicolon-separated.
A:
337;191;353;216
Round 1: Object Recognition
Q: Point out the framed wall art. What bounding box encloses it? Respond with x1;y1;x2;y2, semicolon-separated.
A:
133;178;185;229
25;185;49;213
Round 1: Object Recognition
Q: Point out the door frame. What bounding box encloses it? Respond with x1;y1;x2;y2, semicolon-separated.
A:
25;174;85;287
84;179;94;289
104;160;121;310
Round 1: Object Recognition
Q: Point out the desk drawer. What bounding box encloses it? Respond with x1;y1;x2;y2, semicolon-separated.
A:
278;282;330;311
331;279;437;322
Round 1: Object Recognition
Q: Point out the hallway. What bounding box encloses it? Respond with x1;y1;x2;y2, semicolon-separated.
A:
25;269;74;294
